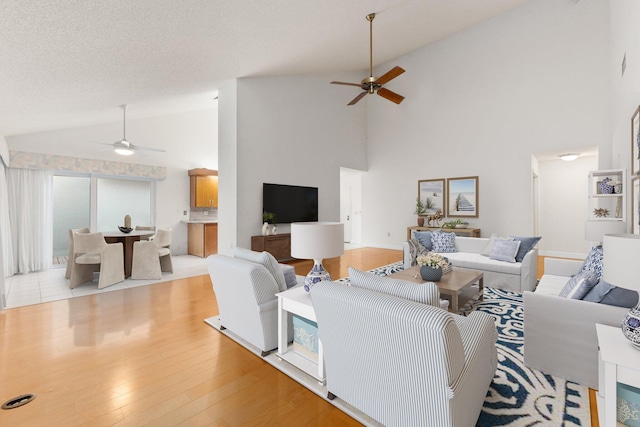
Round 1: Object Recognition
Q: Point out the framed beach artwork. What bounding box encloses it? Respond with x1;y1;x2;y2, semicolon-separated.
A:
418;179;445;215
633;105;640;176
447;176;479;218
633;176;640;235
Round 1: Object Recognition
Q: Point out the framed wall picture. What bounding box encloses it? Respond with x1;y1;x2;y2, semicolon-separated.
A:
633;105;640;176
633;176;640;235
418;179;445;216
447;176;479;218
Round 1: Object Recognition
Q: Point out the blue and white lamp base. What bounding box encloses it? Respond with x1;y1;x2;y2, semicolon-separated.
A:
304;260;332;292
622;303;640;350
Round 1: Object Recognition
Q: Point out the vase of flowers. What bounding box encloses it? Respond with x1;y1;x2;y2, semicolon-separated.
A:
417;252;448;282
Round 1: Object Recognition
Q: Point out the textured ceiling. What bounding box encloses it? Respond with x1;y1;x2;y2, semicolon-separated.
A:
1;0;530;136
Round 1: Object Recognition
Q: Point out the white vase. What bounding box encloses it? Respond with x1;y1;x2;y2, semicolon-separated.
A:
262;222;270;236
272;225;277;235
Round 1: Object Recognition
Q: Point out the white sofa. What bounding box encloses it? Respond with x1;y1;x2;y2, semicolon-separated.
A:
403;235;538;293
523;257;629;389
310;280;497;427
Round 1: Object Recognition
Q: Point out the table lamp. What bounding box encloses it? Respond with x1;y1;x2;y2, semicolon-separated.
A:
585;220;626;245
291;222;344;292
603;234;640;349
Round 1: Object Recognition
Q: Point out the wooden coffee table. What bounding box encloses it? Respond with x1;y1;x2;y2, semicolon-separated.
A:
388;265;483;313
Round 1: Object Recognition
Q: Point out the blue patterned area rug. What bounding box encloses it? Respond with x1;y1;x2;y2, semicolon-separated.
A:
355;262;592;427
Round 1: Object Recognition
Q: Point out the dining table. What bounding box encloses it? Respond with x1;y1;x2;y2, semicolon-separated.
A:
102;230;155;278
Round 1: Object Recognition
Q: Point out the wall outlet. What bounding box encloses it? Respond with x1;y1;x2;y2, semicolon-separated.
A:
183;210;187;216
387;232;390;237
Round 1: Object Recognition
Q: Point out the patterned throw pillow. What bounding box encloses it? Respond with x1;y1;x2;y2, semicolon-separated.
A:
581;245;604;280
407;238;429;266
431;231;457;253
559;270;599;299
488;239;521;263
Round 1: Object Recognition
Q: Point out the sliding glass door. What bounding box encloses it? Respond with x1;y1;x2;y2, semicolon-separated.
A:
52;176;90;258
52;175;155;261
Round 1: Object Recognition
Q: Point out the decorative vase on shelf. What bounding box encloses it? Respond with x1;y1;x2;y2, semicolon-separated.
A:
420;265;442;282
262;222;270;236
417;217;425;227
272;225;277;235
622;304;640;349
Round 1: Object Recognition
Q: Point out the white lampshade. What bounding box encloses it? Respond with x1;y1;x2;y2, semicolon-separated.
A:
603;234;640;292
585;221;626;243
291;222;344;292
291;222;344;260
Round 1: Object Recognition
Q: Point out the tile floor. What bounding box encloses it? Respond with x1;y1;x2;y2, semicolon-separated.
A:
4;255;209;309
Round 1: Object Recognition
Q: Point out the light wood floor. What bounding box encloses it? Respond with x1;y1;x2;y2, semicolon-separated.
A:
0;249;598;426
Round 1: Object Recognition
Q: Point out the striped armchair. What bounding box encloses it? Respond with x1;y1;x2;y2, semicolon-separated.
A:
207;254;293;356
310;281;497;427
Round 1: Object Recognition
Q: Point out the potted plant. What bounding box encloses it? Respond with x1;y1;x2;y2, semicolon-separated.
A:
414;198;426;226
416;252;449;281
262;212;277;236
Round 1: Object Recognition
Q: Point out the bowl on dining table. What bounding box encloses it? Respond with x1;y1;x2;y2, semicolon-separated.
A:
118;226;133;234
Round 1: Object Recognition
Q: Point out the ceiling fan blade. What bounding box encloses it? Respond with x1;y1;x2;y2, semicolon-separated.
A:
132;145;166;153
347;91;368;106
376;66;405;85
331;81;362;87
377;88;405;104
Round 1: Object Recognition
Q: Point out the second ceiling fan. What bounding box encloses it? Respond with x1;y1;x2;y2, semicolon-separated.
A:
331;13;405;106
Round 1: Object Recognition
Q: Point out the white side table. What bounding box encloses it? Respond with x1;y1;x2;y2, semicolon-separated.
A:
596;323;640;426
276;285;325;384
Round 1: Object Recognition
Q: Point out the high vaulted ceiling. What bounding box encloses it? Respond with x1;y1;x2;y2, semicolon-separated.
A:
1;0;530;136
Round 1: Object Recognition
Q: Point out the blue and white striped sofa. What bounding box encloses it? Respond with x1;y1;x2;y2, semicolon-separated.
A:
310;280;498;427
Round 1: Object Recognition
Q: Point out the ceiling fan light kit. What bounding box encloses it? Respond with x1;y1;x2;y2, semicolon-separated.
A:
331;12;405;106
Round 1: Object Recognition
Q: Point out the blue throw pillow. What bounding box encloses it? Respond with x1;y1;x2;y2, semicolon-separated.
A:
431;231;456;253
582;279;639;307
512;236;541;262
581;245;604;280
558;270;599;299
488;239;521;263
413;231;433;251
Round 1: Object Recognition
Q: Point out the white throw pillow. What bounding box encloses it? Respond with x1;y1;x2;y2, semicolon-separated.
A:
488;239;521;263
482;233;514;257
233;247;287;292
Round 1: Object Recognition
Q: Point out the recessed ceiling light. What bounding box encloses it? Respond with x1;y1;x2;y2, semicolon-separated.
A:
559;153;579;161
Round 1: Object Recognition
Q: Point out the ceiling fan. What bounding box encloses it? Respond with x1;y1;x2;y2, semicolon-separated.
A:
99;105;166;156
331;13;405;106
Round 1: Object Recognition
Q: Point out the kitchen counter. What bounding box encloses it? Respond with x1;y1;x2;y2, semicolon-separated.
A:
182;220;218;224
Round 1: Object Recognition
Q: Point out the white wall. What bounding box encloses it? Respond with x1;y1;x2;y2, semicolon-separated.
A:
610;0;640;233
362;0;611;248
218;74;367;252
6;108;218;254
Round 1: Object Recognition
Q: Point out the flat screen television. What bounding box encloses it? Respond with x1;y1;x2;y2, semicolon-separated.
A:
262;183;318;224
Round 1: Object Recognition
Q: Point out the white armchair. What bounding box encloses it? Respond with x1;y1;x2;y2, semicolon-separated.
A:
69;232;124;289
310;281;497;427
207;254;292;356
65;227;90;279
131;229;173;279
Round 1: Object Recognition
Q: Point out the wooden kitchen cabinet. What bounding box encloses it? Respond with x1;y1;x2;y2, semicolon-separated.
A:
189;168;218;208
188;223;218;257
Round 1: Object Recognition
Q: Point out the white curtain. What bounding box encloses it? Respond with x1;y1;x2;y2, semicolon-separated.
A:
7;168;53;274
0;160;10;309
